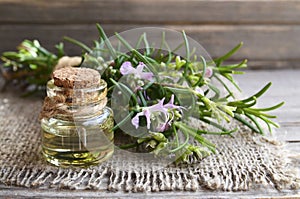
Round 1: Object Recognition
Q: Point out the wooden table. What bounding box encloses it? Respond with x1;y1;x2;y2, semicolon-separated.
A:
0;70;299;198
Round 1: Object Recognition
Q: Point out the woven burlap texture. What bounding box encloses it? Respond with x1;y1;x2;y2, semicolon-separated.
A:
0;92;299;192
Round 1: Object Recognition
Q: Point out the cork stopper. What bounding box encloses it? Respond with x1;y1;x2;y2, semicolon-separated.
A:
39;67;107;120
53;67;101;89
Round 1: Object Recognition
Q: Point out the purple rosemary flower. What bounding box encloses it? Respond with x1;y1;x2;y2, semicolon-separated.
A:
120;61;154;81
195;86;204;96
205;68;213;78
164;94;182;110
131;95;183;132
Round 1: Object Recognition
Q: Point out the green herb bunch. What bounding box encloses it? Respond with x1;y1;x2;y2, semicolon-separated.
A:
0;24;284;163
1;40;64;91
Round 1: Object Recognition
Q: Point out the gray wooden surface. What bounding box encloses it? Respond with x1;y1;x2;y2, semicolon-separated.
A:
0;0;300;69
0;69;299;198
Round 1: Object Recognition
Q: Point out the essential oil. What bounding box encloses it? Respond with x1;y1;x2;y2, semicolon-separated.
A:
40;67;114;167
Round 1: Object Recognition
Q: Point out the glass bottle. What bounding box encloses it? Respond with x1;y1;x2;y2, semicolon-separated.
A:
40;76;114;167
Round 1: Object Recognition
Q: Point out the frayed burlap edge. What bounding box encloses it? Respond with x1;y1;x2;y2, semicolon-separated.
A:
92;135;300;192
1;136;299;192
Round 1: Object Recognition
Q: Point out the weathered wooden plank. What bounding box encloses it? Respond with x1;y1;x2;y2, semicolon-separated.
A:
0;0;300;25
285;142;300;154
1;24;300;67
0;184;299;198
235;70;300;123
246;61;300;70
276;125;300;142
234;70;300;142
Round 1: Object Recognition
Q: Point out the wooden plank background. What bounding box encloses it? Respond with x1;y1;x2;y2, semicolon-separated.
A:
0;0;300;69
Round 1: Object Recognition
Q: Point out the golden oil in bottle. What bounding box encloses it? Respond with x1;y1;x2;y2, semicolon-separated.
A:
40;68;114;167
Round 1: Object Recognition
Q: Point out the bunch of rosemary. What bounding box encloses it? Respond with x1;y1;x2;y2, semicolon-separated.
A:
0;24;283;162
1;40;64;92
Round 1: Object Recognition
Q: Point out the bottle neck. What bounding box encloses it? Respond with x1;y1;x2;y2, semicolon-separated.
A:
53;97;108;121
40;79;108;120
47;79;107;105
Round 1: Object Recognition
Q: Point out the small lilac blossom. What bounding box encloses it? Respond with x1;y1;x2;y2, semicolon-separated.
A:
120;61;134;75
131;98;167;129
120;61;154;81
164;95;182;110
205;68;213;78
131;95;183;132
195;86;204;96
134;85;142;93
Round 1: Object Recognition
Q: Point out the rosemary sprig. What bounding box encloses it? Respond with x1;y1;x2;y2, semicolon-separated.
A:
1;40;63;93
0;24;284;163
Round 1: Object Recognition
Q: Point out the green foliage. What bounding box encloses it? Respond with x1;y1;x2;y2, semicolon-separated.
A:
0;25;284;163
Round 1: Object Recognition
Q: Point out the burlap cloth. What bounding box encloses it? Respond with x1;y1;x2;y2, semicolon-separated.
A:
0;90;299;192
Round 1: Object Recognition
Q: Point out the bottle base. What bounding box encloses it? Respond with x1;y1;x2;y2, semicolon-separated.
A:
42;147;114;167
